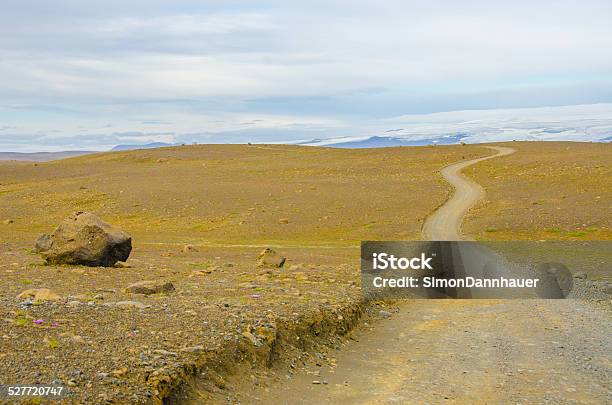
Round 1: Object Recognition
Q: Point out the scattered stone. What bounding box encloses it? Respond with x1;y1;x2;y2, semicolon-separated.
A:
379;310;392;319
124;280;175;295
17;288;61;302
153;349;178;357
71;335;85;344
111;367;128;377
242;331;263;347
19;299;34;308
181;346;206;354
257;248;286;268
37;212;132;267
34;234;53;253
573;272;587;280
110;301;151;309
182;244;198;253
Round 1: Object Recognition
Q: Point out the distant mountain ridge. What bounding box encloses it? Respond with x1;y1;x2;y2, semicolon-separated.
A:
110;142;177;151
0;151;95;162
306;134;467;148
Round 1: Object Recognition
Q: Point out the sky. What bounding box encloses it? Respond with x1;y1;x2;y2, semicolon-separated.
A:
1;0;612;151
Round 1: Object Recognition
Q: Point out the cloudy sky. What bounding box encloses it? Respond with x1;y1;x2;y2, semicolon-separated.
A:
1;0;612;151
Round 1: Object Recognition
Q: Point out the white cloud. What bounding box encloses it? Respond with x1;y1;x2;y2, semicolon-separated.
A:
1;1;612;150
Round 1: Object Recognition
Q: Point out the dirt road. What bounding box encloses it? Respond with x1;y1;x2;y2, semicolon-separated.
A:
422;146;515;240
236;147;611;404
243;299;610;404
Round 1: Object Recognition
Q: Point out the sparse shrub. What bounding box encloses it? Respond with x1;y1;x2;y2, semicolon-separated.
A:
47;338;60;349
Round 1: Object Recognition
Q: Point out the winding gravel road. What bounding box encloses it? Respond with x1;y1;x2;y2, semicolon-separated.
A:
422;146;515;240
235;146;611;405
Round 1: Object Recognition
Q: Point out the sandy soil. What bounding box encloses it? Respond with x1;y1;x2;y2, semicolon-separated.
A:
463;141;612;240
0;144;486;246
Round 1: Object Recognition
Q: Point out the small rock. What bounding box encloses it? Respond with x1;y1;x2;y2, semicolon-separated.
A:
181;346;205;354
124;280;175;295
573;272;587;280
379;310;392;319
182;244;198;253
17;288;61;302
312;380;321;384
111;301;151;309
278;218;289;224
34;234;53;253
242;331;262;347
71;335;85;344
257;248;286;268
111;367;128;377
20;299;34;308
153;349;178;357
3;219;14;225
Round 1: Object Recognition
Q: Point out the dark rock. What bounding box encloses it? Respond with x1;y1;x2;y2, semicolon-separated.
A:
38;212;132;267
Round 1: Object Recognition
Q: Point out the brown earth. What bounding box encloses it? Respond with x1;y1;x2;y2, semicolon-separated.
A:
0;144;485;403
0;144;486;247
0;142;609;403
463;141;612;240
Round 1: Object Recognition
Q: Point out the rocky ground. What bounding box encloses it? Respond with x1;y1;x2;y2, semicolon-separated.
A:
1;142;610;403
464;141;612;241
236;296;611;405
0;242;364;403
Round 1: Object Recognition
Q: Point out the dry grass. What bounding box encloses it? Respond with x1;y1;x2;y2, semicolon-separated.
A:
0;144;486;246
463;142;612;240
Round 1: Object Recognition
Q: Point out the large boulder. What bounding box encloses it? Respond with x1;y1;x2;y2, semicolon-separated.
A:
36;212;132;267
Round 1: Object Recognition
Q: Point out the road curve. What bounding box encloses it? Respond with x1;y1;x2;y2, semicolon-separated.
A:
422;146;516;241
